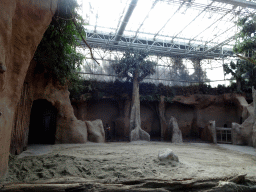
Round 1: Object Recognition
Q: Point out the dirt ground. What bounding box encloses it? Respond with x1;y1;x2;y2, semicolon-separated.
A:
2;141;256;186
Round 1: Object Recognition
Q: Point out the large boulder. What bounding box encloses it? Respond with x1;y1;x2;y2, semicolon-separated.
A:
168;116;183;143
85;119;105;143
0;0;58;179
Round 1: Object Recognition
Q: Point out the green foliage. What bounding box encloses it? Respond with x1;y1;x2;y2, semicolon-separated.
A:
234;14;256;62
223;59;256;91
228;14;256;93
69;79;239;102
112;49;157;82
34;0;86;85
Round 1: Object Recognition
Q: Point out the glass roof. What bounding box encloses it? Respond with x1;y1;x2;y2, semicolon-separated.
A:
77;0;256;58
76;0;256;87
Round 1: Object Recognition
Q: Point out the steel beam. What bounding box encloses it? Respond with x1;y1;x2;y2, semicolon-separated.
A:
171;1;214;41
81;32;233;59
114;0;138;44
153;2;185;41
129;0;158;46
213;0;256;9
189;6;237;43
203;34;237;54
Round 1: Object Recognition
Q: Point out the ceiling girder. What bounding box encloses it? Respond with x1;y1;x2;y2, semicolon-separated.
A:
204;25;236;46
153;1;185;40
213;0;256;9
114;0;138;44
81;32;233;59
129;0;159;46
171;1;215;41
203;34;237;55
189;5;237;43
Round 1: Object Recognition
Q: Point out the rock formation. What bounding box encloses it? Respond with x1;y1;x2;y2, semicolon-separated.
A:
158;148;179;162
10;59;88;154
168;116;183;143
72;93;247;143
0;0;58;179
231;88;256;147
85;119;105;143
207;120;217;144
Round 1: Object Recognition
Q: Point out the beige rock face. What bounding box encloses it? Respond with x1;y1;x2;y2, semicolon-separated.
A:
168;116;183;143
85;119;105;143
232;122;244;145
10;59;88;152
72;93;246;143
207;120;217;144
0;0;58;179
230;92;256;147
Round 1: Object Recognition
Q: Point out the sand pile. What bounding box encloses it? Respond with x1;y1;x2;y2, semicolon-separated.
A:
4;150;182;184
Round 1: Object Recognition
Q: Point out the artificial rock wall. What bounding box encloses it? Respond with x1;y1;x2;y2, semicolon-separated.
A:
10;60;88;155
0;0;58;179
72;93;243;142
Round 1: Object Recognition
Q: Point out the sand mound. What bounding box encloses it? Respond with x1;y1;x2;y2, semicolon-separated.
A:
2;142;256;186
4;152;181;184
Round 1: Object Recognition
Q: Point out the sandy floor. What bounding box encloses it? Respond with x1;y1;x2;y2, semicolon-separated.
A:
2;142;256;184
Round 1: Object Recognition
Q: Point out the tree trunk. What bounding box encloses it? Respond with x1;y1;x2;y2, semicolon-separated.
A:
158;96;168;141
252;87;256;147
237;78;241;92
130;71;150;141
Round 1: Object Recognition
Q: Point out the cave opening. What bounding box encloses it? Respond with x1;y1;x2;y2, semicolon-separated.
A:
28;99;57;144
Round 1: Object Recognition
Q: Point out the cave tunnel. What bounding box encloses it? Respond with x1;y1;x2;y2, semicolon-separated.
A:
28;99;57;144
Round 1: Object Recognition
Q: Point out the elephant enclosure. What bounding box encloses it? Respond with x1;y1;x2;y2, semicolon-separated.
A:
2;142;256;191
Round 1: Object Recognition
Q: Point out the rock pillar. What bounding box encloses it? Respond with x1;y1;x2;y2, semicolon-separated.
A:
208;120;217;144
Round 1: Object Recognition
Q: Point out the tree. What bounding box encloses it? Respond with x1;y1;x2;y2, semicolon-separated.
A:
112;49;157;141
223;60;256;92
234;14;256;65
169;57;191;86
231;14;256;92
34;0;87;86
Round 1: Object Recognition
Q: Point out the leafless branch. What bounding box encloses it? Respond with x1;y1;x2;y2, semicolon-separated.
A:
71;15;100;65
236;54;256;65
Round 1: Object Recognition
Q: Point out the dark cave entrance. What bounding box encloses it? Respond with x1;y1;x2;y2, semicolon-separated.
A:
28;99;57;144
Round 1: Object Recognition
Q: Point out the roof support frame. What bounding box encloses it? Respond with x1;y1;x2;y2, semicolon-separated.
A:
189;5;237;43
213;0;256;9
203;34;237;55
204;24;236;46
114;0;138;44
146;1;186;51
171;1;215;42
129;0;159;46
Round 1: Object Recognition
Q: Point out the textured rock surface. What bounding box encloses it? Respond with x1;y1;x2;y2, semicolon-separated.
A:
85;119;105;143
158;148;179;162
0;0;58;179
26;60;87;144
231;92;255;147
232;122;244;145
130;126;150;141
168;116;183;143
72;94;246;143
207;121;217;144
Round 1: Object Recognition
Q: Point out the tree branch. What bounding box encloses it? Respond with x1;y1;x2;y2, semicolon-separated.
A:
236;54;256;65
71;16;100;65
